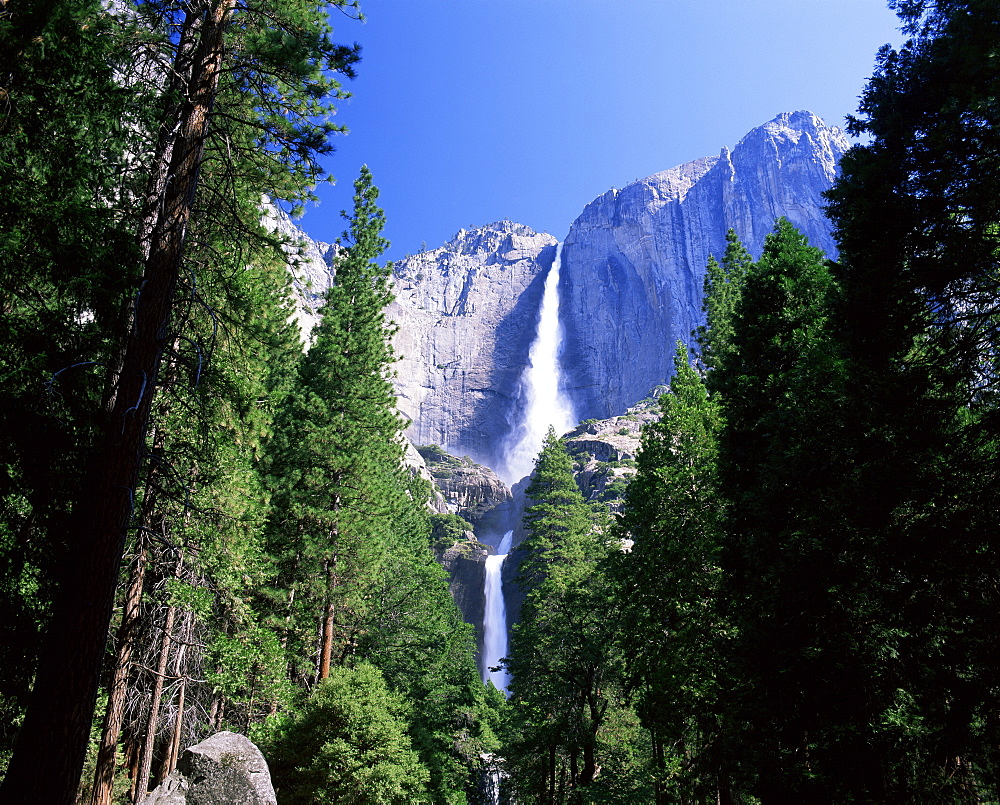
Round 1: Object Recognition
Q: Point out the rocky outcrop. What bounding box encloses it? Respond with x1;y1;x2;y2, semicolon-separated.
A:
417;445;516;543
559;111;847;420
139;732;275;805
433;524;489;664
403;438;450;514
387;222;558;468
564;393;663;510
419;444;521;670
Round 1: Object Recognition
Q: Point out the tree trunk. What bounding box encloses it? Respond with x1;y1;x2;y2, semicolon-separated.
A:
548;743;557;805
163;677;186;781
0;3;234;802
157;604;191;786
651;726;667;805
318;555;338;680
135;600;177;802
91;426;167;805
90;541;149;805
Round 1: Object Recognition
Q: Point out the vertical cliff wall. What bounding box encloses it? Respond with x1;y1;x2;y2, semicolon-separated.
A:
559;111;848;420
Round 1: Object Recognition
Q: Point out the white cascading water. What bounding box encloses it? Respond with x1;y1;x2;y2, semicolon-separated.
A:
499;243;576;487
482;529;513;693
480;245;575;801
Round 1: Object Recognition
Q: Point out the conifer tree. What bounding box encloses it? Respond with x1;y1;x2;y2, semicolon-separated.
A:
614;344;728;803
506;428;615;801
710;220;883;799
264;166;406;682
0;0;361;798
823;0;1000;794
696;229;753;374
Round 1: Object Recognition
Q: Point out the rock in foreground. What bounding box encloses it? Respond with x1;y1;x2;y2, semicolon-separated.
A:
139;731;276;805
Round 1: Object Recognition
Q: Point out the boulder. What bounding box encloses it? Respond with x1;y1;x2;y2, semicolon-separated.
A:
139;731;276;805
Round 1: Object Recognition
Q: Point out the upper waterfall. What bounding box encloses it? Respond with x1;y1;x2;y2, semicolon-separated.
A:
499;244;576;485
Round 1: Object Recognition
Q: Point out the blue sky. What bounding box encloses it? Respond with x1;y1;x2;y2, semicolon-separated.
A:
301;0;904;261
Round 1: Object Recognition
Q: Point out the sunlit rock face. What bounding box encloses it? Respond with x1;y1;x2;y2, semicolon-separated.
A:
262;204;336;338
386;222;558;468
289;112;846;469
559;111;848;420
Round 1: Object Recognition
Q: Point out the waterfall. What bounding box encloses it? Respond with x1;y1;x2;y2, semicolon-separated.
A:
499;243;576;486
482;530;513;693
478;243;574;804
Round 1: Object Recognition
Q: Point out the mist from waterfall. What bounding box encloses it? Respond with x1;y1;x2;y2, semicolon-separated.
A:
499;243;576;486
482;530;513;693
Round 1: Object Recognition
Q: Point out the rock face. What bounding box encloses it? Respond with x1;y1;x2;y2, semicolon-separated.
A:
387;222;558;468
563;392;663;511
417;445;516;543
433;524;490;663
139;732;276;805
559;111;848;420
286;112;844;468
419;445;517;667
262;204;336;338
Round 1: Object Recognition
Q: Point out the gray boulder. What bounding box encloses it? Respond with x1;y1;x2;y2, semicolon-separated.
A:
139;731;276;805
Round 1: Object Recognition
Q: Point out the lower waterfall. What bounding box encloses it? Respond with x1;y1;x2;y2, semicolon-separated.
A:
482;530;513;693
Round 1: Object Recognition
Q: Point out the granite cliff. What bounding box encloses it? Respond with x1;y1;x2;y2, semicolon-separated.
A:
288;112;845;476
559;111;847;420
381;111;846;462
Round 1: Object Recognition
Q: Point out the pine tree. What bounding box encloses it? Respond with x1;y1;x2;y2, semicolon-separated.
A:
822;1;1000;794
614;344;728;803
696;229;753;374
0;0;361;799
264;166;407;682
710;220;895;799
506;428;615;801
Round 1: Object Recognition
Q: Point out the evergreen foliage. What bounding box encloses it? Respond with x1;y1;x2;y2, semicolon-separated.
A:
263;663;431;804
613;345;728;802
696;229;753;374
5;0;1000;802
505;428;620;803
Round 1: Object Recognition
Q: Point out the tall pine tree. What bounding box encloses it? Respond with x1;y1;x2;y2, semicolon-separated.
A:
506;428;615;802
613;344;728;803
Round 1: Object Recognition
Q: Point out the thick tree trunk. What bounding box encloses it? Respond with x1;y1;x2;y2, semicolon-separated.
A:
580;741;597;787
0;3;234;802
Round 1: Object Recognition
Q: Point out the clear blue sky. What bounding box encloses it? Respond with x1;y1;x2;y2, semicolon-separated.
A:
300;0;904;261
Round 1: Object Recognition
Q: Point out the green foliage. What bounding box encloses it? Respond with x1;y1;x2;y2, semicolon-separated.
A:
430;513;475;550
613;343;729;801
263;166;406;678
505;428;618;802
819;1;1000;795
0;0;144;757
263;663;431;804
696;229;753;373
